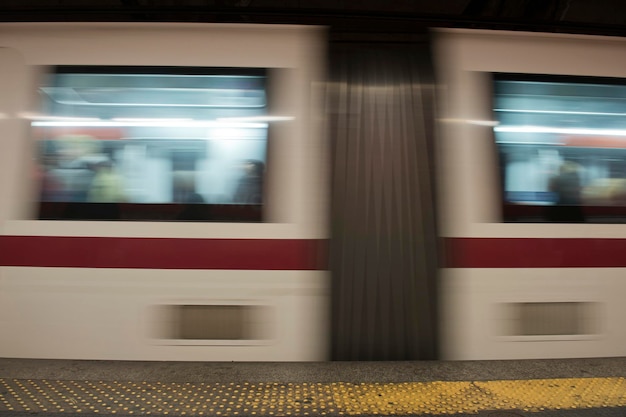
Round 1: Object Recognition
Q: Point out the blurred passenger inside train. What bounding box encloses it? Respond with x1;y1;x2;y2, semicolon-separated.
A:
173;171;207;221
546;161;585;222
87;158;126;203
173;171;205;204
233;160;264;205
48;135;101;202
38;153;63;202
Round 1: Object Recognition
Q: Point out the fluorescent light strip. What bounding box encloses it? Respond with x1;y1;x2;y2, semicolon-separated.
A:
111;118;193;122
494;109;626;117
495;141;564;145
216;116;294;122
32;120;268;129
494;126;626;136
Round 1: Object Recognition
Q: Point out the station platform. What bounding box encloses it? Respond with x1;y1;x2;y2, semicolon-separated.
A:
1;358;626;416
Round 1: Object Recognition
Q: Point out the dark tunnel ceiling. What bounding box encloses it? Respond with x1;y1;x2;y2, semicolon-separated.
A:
0;0;625;37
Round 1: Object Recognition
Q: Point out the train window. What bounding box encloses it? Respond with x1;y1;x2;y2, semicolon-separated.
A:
492;74;626;223
32;66;270;222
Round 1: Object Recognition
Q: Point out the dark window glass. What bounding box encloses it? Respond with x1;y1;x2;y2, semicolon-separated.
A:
493;74;626;223
33;67;269;222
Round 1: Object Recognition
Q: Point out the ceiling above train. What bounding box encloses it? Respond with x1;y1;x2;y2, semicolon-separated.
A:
0;0;624;38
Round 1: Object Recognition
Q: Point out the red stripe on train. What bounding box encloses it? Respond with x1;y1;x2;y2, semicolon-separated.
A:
445;237;626;268
0;236;328;270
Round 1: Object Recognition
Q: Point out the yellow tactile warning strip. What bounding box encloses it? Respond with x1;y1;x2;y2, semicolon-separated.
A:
1;377;626;415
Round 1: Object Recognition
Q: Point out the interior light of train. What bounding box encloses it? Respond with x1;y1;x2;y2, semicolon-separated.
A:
494;109;626;117
216;116;295;122
492;141;565;145
31;120;268;129
494;126;626;136
40;87;266;108
111;118;193;123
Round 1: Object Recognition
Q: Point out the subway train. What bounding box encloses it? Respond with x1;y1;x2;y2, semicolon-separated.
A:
0;22;625;361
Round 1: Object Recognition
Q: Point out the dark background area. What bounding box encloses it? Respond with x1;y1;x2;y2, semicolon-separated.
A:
0;0;625;37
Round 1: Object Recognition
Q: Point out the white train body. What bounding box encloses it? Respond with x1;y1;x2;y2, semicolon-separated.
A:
1;22;626;362
0;23;329;361
436;29;626;360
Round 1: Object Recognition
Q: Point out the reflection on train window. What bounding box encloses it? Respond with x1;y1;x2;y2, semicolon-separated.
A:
493;74;626;223
33;67;271;221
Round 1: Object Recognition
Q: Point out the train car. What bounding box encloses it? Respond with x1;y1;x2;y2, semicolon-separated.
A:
0;23;329;361
436;29;626;360
1;21;625;363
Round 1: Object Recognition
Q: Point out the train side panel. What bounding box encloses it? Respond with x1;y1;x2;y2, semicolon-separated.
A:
435;29;626;360
0;23;329;361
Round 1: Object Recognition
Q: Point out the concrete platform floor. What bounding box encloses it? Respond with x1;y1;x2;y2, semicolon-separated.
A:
2;358;626;417
1;357;626;383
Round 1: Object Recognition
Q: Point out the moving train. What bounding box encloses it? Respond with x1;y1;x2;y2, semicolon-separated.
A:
0;22;624;361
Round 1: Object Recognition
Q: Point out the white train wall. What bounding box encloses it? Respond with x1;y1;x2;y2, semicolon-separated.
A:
0;23;329;361
2;23;626;362
435;29;626;360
